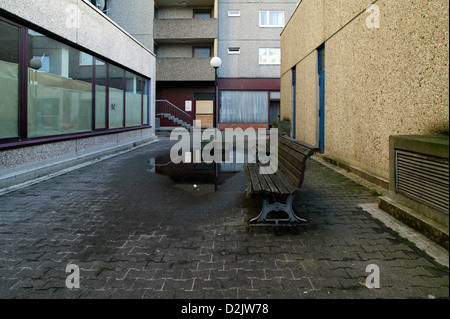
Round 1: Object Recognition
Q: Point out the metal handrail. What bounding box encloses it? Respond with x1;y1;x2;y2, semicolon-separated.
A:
155;100;193;126
156;100;192;117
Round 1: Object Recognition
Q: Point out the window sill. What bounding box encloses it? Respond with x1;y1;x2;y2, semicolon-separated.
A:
0;125;152;151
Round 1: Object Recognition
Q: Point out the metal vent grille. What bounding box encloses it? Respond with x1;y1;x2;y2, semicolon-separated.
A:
395;150;449;213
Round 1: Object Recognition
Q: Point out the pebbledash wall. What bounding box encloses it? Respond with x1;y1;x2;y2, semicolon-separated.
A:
0;0;156;190
280;0;449;184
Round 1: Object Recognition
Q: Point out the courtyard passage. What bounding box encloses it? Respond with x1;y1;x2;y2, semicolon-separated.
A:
0;139;448;299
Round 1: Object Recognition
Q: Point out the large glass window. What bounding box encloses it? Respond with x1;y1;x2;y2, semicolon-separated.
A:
259;11;284;27
108;64;124;129
0;17;151;146
125;71;143;127
0;20;20;139
27;29;93;137
220;91;268;123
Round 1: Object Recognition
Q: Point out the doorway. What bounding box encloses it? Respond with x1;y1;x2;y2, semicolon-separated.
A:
195;100;214;128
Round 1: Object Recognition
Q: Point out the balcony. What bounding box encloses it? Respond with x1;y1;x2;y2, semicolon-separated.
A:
154;18;217;43
156;57;215;81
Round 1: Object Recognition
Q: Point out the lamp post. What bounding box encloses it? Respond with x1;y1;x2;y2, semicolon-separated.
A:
210;57;222;191
210;56;222;129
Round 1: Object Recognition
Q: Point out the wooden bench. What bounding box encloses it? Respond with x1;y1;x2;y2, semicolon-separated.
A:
243;134;318;225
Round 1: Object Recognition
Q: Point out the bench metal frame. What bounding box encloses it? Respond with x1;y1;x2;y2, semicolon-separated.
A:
249;192;307;225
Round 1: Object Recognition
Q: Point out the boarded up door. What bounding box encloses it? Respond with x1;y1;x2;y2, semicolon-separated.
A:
195;100;214;128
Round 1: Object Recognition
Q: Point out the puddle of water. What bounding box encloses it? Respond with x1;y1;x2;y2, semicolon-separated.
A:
147;147;255;194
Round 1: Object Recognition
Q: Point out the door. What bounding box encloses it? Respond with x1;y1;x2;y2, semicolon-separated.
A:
318;45;325;153
195;100;214;128
269;101;280;127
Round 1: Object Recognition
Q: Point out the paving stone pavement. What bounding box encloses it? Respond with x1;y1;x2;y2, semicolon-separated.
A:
0;139;448;300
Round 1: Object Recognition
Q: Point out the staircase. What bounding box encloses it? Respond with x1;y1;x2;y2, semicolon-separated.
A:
156;100;192;130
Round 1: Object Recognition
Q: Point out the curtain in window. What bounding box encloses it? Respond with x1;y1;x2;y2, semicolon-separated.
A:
220;91;268;123
269;12;283;26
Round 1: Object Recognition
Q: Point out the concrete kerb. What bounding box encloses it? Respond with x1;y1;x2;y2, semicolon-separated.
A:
0;137;159;196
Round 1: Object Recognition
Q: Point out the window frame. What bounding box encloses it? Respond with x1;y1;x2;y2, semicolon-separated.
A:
259;11;285;28
228;11;241;17
227;47;241;55
258;48;281;65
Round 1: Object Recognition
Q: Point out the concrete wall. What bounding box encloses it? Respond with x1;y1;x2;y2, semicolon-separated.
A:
0;0;155;78
107;0;155;52
218;0;298;79
154;18;217;42
156;57;215;81
280;0;449;181
156;6;197;19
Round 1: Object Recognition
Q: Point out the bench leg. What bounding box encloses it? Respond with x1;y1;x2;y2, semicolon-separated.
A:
249;194;307;225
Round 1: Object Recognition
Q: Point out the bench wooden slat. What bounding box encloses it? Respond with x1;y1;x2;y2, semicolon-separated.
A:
269;169;293;195
246;163;263;194
279;136;314;158
278;157;304;187
274;169;298;193
279;143;307;169
254;165;272;193
260;169;281;194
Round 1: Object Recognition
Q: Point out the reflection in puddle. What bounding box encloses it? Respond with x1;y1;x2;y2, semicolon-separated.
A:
147;148;254;195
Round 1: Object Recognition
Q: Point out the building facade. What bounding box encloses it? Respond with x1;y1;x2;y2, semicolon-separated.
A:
280;0;449;245
217;0;298;130
153;0;218;130
0;0;156;190
280;0;449;182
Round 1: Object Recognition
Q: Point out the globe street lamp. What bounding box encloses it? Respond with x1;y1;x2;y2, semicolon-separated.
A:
210;57;222;129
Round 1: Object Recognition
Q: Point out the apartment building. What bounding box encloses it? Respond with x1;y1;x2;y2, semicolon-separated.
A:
154;0;218;130
217;0;298;130
151;0;298;130
0;0;156;190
